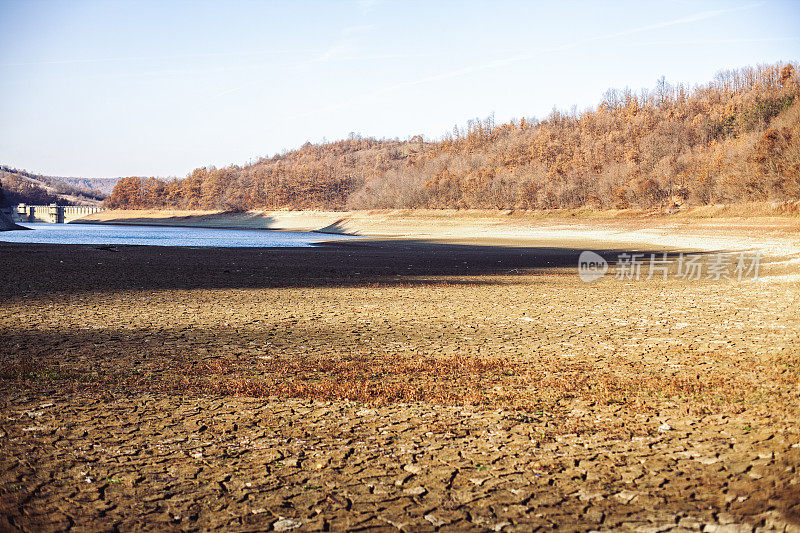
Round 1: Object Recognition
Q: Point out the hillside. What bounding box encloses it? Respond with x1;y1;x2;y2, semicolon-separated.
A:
100;62;798;211
57;177;120;196
0;166;111;207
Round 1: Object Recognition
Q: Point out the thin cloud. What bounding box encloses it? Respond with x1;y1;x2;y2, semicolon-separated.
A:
608;6;755;38
293;1;765;118
635;36;799;47
296;22;381;67
314;43;357;64
357;0;383;14
541;2;764;53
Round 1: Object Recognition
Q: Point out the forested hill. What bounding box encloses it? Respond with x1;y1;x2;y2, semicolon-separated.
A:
107;62;799;211
57;177;120;196
0;166;111;207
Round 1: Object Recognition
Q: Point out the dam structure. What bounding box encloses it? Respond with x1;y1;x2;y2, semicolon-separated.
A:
12;204;104;224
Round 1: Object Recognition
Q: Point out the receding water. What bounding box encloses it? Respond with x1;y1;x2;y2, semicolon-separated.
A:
0;223;355;247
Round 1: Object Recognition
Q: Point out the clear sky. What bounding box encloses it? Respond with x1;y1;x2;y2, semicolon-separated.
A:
1;0;798;179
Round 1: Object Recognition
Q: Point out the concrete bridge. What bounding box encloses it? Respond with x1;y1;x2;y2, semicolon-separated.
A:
12;204;104;224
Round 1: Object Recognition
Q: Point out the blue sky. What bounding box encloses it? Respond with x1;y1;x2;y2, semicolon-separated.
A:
1;0;798;178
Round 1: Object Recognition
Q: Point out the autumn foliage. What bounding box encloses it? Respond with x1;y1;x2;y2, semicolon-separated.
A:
107;63;800;211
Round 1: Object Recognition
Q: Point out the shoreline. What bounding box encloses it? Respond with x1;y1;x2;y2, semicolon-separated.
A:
72;207;800;258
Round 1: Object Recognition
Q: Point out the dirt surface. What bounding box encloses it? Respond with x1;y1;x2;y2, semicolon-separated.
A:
1;237;799;532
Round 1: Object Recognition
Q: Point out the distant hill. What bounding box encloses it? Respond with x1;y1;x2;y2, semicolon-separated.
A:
105;62;800;212
56;177;120;196
0;166;112;207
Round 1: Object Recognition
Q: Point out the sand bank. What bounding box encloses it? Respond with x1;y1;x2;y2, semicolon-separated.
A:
76;208;800;257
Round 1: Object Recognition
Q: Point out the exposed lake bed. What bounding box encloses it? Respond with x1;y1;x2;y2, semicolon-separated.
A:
1;219;799;530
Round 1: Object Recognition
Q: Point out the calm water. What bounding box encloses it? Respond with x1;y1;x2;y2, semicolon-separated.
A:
0;223;355;247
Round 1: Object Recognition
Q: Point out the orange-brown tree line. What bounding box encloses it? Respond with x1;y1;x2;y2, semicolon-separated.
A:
107;63;800;211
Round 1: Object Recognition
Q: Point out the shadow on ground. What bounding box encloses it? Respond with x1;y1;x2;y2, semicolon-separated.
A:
0;240;696;297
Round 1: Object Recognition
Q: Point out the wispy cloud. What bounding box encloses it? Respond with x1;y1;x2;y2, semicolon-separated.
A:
540;2;764;53
292;2;765;118
635;36;798;47
209;24;406;100
357;0;384;14
312;43;358;64
609;6;755;38
296;22;386;67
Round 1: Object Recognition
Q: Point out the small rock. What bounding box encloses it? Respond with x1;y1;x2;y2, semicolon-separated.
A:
615;490;638;503
678;517;703;529
425;514;448;527
379;517;408;529
264;449;284;462
702;524;753;533
403;486;427;496
403;464;422;474
585;508;604;523
273;517;302;531
356;409;376;416
472;516;510;532
576;489;604;501
373;484;391;494
658;423;672;433
634;525;673;533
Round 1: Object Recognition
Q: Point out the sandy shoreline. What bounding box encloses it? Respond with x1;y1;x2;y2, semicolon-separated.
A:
75;208;800;258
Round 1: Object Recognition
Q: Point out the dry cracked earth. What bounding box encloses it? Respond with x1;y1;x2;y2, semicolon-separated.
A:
1;240;799;532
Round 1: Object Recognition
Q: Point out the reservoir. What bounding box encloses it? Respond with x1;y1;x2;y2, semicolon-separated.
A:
0;222;355;248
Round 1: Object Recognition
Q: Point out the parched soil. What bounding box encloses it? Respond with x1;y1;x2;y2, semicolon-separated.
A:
1;239;799;532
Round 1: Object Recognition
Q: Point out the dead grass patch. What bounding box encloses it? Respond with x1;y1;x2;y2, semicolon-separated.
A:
0;349;771;412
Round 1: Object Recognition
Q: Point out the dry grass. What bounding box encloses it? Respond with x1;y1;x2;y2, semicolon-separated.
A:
1;349;761;415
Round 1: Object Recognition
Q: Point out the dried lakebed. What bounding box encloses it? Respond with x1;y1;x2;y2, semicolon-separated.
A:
1;239;799;532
